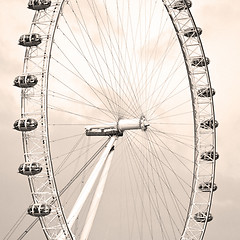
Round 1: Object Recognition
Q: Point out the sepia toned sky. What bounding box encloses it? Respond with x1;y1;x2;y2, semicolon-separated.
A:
0;0;240;239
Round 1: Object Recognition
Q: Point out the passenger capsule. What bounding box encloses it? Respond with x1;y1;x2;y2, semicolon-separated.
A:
28;0;51;10
194;212;213;223
27;203;51;217
200;119;219;129
14;75;38;88
13;118;38;132
198;182;217;192
191;57;210;67
197;88;215;98
200;151;219;161
18;33;42;47
172;0;192;10
183;27;202;37
18;162;42;176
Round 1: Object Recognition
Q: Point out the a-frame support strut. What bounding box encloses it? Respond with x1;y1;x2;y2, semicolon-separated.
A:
58;136;116;239
80;144;115;240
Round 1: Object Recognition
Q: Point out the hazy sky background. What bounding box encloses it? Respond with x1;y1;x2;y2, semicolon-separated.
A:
1;0;240;239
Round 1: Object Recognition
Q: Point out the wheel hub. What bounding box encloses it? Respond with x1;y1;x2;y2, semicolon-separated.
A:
85;116;150;136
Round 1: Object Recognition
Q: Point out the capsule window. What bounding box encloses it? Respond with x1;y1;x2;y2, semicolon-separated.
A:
19;77;25;84
25;165;30;171
33;206;39;213
25;35;30;42
31;34;37;40
13;121;18;128
27;119;32;125
28;76;35;83
19;165;23;171
20;120;25;128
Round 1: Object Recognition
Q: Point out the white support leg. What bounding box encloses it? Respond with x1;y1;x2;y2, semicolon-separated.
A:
80;146;114;240
58;136;116;239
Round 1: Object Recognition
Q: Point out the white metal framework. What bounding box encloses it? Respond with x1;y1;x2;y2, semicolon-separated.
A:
15;0;217;239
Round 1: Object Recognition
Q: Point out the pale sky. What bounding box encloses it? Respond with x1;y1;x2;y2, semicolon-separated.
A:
1;0;240;239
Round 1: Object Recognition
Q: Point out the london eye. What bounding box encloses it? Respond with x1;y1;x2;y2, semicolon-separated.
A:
10;0;218;239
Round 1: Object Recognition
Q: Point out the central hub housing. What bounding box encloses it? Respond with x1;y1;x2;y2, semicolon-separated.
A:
85;116;149;136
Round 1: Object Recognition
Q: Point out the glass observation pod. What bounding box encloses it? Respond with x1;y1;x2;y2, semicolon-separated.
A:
172;0;192;10
14;75;38;88
198;182;217;192
200;151;219;161
200;119;219;130
197;88;216;98
18;162;42;176
191;57;210;67
194;212;213;223
183;27;203;37
13;118;38;132
27;204;51;217
28;0;51;10
18;33;42;47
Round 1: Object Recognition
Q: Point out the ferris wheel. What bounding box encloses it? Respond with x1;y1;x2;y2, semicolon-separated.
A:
12;0;218;239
